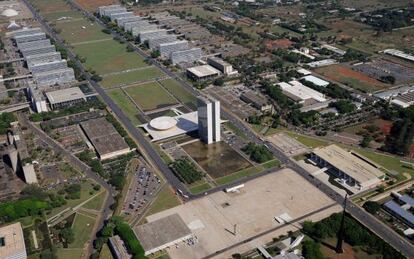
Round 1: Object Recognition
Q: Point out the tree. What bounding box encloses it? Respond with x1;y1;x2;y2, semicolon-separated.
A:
302;240;325;259
242;143;273;163
60;228;74;244
363;201;381;214
360;135;373;148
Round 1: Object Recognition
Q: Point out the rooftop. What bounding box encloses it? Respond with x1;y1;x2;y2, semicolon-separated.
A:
302;75;330;87
80;118;130;158
141;112;198;142
313;144;384;184
45;87;86;105
0;222;26;259
187;65;220;78
134;214;192;254
278;81;326;103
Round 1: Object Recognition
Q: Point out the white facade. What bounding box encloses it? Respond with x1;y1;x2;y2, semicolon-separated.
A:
198;96;220;144
159;40;188;57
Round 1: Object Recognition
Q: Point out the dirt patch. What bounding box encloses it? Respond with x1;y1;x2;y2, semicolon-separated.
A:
74;0;119;12
315;64;387;92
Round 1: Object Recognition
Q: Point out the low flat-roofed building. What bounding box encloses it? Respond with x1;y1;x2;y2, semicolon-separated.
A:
307;59;338;68
383;49;414;63
45;87;86;110
390;91;414;108
240;91;272;112
0;222;27;259
297;68;312;76
384;200;414;228
311;144;384;191
321;44;346;56
134;214;192;256
302;75;330;87
80;118;130;160
186;65;220;81
278;81;326;105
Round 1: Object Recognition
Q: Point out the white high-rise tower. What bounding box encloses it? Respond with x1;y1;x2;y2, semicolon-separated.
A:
197;96;221;144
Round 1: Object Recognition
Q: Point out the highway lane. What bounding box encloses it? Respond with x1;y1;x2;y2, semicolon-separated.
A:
26;1;414;257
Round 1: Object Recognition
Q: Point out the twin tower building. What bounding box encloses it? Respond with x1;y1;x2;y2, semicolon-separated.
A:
197;96;221;144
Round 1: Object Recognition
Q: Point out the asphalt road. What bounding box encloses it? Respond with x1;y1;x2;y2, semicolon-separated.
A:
24;1;414;257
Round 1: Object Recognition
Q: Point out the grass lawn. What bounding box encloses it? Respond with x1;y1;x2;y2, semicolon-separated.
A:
69;213;95;248
285;131;329;148
349;147;414;178
54;19;111;44
159;79;197;110
216;166;262;186
30;0;72;14
124;82;178;112
82;191;106;211
99;243;113;259
189;182;212;194
73;40;147;75
145;186;180;216
47;181;97;219
261;159;280;169
56;248;84;259
107;89;142;125
43;10;83;21
101;67;164;88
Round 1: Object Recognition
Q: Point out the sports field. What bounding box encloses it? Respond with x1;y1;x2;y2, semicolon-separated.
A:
101;67;164;88
124;82;178;112
54;19;111;44
159;79;197;110
107;89;142;125
314;64;387;93
73;40;148;75
69;212;95;248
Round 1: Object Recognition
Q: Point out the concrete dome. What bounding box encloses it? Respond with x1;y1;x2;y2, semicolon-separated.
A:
149;116;177;131
2;9;18;17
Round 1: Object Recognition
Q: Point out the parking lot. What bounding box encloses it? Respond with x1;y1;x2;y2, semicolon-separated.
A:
121;164;162;217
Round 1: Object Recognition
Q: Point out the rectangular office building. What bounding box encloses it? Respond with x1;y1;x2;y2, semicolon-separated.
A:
21;45;55;57
139;29;167;42
170;48;202;64
33;68;76;86
29;60;68;74
148;35;177;50
9;27;42;38
125;20;152;32
159;40;188;57
110;11;134;22
14;32;46;43
131;24;158;37
198;96;221;144
17;39;51;51
26;52;62;67
117;16;143;28
98;5;126;17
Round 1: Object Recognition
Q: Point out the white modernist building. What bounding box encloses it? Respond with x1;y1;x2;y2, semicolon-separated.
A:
301;75;330;87
277;80;327;105
207;56;238;76
141;112;199;142
170;48;203;64
198;96;221;144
